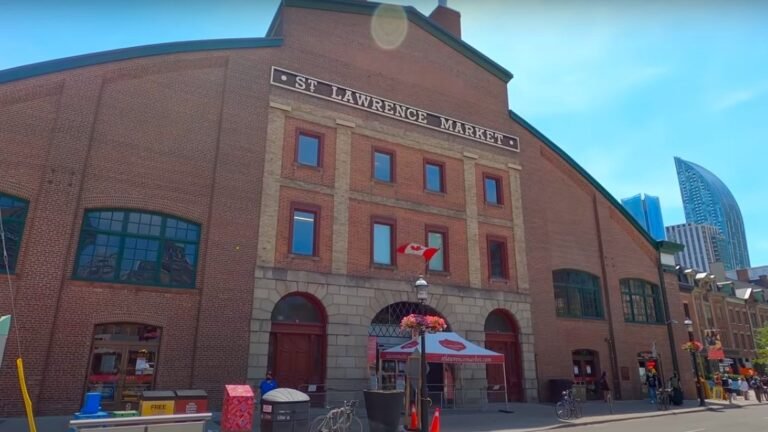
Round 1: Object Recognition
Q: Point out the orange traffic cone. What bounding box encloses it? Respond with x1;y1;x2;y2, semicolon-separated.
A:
429;408;440;432
409;403;418;430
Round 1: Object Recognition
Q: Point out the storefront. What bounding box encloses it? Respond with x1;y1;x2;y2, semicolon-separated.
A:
85;323;161;411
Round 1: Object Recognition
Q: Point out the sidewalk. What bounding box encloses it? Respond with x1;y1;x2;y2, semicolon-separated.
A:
0;398;760;432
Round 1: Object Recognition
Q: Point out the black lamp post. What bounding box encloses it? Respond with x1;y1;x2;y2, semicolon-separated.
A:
684;317;706;406
414;275;429;432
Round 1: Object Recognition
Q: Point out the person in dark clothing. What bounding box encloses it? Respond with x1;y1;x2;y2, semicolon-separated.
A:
598;371;611;402
669;371;684;406
646;369;659;404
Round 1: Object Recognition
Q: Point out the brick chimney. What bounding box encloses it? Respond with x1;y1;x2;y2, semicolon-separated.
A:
429;0;461;39
736;268;750;282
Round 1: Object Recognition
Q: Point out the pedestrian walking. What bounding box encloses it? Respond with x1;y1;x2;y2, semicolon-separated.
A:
750;376;762;403
729;376;740;402
722;375;733;404
740;377;750;400
598;371;611;402
646;369;659;404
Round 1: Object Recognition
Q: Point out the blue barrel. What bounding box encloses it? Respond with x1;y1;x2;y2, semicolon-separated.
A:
82;392;102;415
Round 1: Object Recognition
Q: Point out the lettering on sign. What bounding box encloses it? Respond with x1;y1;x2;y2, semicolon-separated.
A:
270;67;520;151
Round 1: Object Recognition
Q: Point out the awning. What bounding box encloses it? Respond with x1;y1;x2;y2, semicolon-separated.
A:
380;332;504;364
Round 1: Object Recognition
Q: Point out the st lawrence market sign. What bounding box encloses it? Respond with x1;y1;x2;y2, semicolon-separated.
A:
270;67;520;152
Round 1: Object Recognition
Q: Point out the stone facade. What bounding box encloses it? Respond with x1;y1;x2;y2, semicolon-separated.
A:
248;268;538;402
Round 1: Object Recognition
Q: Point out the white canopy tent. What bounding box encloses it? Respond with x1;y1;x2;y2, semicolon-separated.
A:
381;332;508;410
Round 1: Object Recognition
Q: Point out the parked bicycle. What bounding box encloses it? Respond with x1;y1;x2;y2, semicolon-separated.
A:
310;400;363;432
657;388;671;411
555;389;581;420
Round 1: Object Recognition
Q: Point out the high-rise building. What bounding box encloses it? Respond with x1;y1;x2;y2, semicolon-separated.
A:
666;223;724;272
674;157;750;271
621;193;666;240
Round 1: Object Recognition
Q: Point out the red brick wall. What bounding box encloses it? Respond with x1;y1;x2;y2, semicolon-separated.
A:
0;47;276;414
348;134;466;211
345;200;470;286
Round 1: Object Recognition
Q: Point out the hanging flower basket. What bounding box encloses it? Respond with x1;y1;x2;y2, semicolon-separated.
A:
400;314;447;333
681;341;703;352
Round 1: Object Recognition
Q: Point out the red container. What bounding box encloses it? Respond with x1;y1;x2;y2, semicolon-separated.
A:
174;390;209;414
221;385;254;432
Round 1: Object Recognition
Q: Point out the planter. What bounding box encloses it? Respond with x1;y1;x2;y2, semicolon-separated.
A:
363;390;404;432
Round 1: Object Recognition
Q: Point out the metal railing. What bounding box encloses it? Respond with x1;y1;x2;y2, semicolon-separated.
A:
68;413;212;432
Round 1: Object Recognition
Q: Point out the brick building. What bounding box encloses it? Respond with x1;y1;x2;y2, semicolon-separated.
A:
0;0;692;415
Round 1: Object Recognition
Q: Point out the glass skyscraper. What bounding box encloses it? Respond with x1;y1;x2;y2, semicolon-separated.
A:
621;193;666;241
674;157;750;271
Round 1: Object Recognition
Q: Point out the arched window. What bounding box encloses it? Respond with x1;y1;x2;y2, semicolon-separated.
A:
0;193;29;274
553;269;603;319
271;295;324;324
484;309;517;333
620;278;664;324
74;210;200;288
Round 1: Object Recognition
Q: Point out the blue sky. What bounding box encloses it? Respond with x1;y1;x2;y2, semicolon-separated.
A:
1;0;766;266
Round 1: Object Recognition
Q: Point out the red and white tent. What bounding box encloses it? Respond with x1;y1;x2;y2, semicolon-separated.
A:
380;332;504;364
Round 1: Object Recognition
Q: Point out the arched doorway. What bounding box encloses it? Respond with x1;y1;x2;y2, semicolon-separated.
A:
572;349;600;400
484;310;523;402
368;302;450;404
85;323;161;410
269;293;327;396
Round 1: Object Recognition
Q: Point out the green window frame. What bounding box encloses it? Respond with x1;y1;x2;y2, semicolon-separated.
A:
553;269;604;319
73;210;200;288
0;193;29;274
620;278;664;324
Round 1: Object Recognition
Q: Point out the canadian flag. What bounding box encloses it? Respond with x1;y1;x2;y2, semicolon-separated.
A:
396;243;440;261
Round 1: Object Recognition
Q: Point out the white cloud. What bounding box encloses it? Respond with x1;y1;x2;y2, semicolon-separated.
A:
710;82;768;111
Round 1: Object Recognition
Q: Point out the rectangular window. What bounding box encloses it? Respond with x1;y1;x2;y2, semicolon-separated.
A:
373;150;394;183
426;227;447;272
683;303;691;319
296;132;321;167
424;160;445;193
487;236;508;280
483;175;503;205
372;220;394;266
620;279;664;324
290;208;317;256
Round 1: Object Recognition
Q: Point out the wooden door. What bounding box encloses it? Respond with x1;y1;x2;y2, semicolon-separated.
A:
486;337;523;402
274;333;313;390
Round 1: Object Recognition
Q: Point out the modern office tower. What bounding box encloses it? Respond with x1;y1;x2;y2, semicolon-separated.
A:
621;193;666;240
666;223;724;272
674;157;750;271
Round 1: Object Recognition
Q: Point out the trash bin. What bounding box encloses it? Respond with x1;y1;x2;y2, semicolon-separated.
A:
81;392;102;415
260;388;310;432
139;390;176;416
548;379;573;403
175;390;209;414
364;390;404;432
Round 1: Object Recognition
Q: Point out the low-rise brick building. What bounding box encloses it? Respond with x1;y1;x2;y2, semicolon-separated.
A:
0;0;692;415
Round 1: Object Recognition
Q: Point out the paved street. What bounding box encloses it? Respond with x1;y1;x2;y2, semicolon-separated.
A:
3;398;764;432
562;406;767;432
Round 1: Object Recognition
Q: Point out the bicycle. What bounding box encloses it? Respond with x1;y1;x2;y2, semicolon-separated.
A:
555;389;581;420
310;400;363;432
657;388;671;411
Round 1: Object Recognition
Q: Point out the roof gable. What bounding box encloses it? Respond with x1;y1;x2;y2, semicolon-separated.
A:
275;0;513;83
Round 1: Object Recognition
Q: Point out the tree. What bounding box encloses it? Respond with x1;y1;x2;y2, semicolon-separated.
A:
753;325;768;375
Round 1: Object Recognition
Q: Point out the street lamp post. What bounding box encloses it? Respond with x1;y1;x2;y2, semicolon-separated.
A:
684;317;706;406
414;275;429;432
